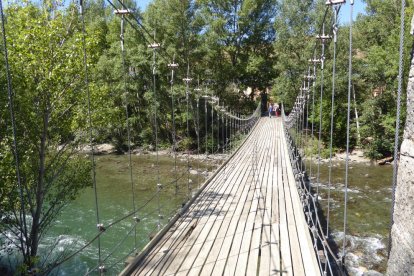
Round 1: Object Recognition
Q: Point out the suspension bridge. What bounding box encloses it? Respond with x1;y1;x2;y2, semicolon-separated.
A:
0;0;411;275
121;117;321;275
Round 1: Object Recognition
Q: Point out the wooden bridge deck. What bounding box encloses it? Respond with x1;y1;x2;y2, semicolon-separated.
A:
123;118;320;275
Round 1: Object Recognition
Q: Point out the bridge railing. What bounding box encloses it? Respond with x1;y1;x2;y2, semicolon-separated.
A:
282;104;342;276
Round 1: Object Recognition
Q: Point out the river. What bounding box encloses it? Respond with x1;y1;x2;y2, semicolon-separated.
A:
1;154;392;275
310;159;393;275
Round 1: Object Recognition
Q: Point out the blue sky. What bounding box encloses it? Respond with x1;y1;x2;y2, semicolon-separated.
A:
339;0;367;24
137;0;151;11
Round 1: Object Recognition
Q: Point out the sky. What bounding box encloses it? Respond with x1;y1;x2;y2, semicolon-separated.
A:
137;0;151;11
338;0;367;24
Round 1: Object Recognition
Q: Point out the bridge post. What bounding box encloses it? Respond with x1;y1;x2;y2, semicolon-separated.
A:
387;7;414;275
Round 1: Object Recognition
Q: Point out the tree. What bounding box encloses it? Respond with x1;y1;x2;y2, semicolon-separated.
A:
0;3;98;272
198;0;277;103
272;0;327;110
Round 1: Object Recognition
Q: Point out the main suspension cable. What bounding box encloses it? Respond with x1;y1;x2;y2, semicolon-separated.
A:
342;0;354;268
117;4;138;249
148;31;162;230
168;58;179;193
184;62;192;201
327;5;340;239
79;0;102;268
316;23;327;201
195;79;202;189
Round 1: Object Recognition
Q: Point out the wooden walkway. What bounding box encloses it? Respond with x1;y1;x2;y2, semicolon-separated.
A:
122;118;321;276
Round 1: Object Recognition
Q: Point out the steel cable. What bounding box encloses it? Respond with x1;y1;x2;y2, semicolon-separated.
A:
342;1;354;269
78;0;102;268
118;4;138;250
327;6;340;240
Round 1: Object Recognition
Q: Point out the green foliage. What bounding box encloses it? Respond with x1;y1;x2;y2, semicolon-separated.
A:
0;2;94;270
274;0;411;159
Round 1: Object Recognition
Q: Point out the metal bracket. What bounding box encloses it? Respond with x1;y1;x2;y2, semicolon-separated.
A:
148;43;160;49
114;9;132;15
325;0;346;5
168;63;179;69
316;34;332;40
308;58;322;64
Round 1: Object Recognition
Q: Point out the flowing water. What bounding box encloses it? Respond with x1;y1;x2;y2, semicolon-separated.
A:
309;160;393;275
1;155;392;275
1;154;218;275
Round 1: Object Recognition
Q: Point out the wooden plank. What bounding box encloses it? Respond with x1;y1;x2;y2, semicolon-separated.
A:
134;165;231;275
218;121;273;275
259;118;277;275
270;118;281;275
281;123;321;276
169;139;256;275
157;123;268;276
245;120;271;275
232;152;263;275
135;129;257;275
130;118;322;276
135;118;263;275
281;119;306;276
151;133;258;276
196;123;269;276
278;119;293;276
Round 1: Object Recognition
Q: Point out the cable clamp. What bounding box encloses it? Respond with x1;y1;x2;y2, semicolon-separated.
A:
133;216;141;222
97;224;106;232
304;74;316;80
308;58;321;64
114;9;132;15
168;63;179;68
148;43;160;49
325;0;345;5
157;183;163;190
316;34;332;41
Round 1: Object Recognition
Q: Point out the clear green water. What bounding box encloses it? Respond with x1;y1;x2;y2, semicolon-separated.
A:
308;160;393;274
44;154;216;275
1;156;392;275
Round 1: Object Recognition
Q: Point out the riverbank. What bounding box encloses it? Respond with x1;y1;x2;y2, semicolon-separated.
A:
79;143;230;163
305;148;395;166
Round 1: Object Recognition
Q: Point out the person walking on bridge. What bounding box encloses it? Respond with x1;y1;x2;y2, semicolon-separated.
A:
268;104;273;118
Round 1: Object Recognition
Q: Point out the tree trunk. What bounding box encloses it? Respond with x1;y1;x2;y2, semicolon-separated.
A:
352;84;361;145
29;107;49;267
386;11;414;275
